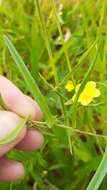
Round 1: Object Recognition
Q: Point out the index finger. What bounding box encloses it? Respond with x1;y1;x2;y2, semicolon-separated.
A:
0;76;43;120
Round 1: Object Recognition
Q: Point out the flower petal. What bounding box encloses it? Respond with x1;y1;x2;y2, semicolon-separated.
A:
75;83;81;92
93;89;101;97
65;81;74;92
85;81;96;89
71;80;100;106
79;94;93;106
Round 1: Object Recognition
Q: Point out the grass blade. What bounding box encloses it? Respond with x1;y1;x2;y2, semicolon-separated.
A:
86;145;107;190
0;116;28;145
55;39;97;90
4;35;54;126
72;37;103;128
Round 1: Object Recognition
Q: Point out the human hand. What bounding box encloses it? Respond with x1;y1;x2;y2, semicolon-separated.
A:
0;76;44;181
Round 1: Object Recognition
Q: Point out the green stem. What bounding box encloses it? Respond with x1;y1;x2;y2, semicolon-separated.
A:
72;37;103;129
51;0;71;72
35;0;59;84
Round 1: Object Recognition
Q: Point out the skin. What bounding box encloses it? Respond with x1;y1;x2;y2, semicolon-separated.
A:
0;76;44;181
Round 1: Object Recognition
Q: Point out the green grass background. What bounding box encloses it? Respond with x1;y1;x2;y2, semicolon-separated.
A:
0;0;107;189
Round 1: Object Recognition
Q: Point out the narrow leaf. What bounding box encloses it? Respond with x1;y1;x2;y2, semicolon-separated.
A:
4;35;54;126
0;116;28;145
86;145;107;190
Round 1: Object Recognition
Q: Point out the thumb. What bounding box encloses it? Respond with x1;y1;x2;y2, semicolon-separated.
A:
0;76;43;120
0;111;26;157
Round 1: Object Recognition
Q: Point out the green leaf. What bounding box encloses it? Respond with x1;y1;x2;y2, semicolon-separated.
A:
56;39;97;90
0;116;28;145
3;35;54;127
86;145;107;190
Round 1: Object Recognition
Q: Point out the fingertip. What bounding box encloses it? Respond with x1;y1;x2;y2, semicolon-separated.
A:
24;95;43;121
16;129;44;151
0;158;25;181
34;104;43;121
0;76;43;121
0;127;26;157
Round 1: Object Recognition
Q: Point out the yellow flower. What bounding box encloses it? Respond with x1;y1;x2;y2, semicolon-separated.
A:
72;81;100;106
65;81;74;92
